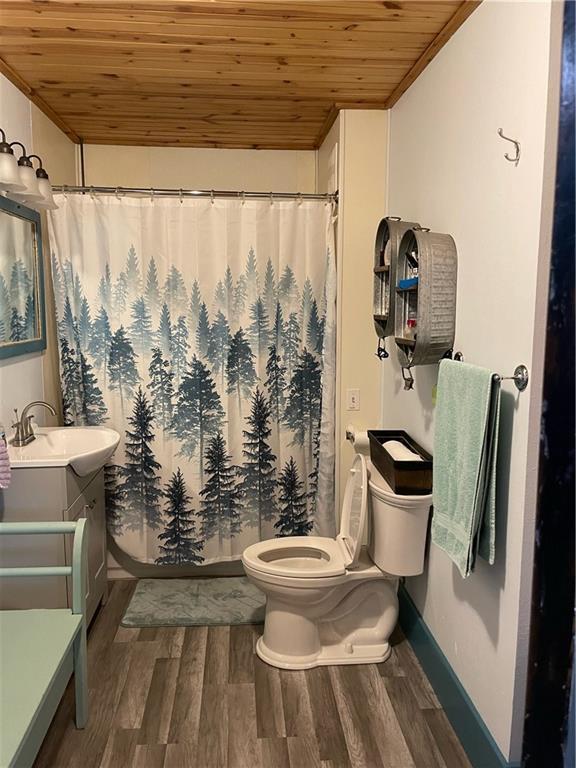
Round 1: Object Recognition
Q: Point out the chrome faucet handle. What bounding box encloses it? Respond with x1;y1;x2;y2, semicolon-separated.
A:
23;414;35;439
10;415;25;446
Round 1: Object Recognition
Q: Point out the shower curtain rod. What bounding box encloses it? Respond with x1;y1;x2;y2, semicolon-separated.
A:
52;185;338;203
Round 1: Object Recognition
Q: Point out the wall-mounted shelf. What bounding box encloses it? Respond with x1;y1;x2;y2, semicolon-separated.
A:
394;227;458;371
373;217;420;348
395;337;416;348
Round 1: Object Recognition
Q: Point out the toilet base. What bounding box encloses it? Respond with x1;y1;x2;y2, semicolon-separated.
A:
256;634;392;670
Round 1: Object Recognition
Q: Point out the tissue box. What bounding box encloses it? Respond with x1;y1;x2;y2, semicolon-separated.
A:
368;430;432;495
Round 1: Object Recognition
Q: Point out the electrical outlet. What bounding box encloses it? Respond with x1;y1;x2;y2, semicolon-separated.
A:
346;388;360;411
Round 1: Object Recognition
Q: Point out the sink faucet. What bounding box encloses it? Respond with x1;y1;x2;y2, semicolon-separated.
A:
11;401;57;447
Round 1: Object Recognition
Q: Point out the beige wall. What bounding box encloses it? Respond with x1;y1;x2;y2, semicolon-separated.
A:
384;1;553;760
82;144;316;192
318;110;389;510
31;106;78;187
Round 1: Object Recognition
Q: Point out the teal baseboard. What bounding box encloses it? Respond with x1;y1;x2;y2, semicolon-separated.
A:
398;585;521;768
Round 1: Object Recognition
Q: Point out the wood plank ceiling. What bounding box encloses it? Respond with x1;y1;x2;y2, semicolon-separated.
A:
0;1;480;150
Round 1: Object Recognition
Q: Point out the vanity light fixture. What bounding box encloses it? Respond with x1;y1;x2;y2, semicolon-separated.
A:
0;129;25;192
27;155;58;210
9;142;44;202
0;129;58;209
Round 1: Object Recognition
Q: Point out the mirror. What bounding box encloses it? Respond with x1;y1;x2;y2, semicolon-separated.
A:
0;196;46;359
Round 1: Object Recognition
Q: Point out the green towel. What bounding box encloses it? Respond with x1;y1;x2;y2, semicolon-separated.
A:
431;359;501;578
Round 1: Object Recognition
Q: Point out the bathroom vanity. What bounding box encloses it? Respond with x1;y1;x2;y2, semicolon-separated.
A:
0;465;107;625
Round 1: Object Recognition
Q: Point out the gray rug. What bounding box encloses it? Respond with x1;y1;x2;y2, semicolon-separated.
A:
121;577;266;627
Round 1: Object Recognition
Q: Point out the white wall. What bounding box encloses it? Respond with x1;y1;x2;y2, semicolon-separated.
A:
0;76;44;428
0;75;77;429
383;1;552;761
83;144;316;192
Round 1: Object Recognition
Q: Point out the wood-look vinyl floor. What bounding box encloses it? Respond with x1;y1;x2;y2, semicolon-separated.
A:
34;581;472;768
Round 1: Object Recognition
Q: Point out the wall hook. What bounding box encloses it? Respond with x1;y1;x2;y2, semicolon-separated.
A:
497;128;521;166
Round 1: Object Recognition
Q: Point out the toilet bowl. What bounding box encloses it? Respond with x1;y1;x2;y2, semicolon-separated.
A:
242;453;432;670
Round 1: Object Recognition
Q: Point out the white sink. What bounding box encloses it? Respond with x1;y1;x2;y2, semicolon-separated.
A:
7;426;120;477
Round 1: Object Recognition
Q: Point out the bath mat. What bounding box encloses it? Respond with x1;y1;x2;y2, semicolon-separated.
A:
121;577;266;627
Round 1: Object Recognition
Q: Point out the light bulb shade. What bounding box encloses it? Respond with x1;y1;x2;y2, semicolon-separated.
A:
0;151;25;191
33;176;58;209
10;164;43;201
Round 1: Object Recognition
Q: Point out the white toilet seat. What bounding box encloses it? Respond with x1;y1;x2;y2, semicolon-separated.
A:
242;535;347;579
243;454;369;583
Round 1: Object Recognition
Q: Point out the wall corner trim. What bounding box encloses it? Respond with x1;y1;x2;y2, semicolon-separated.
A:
398;585;520;768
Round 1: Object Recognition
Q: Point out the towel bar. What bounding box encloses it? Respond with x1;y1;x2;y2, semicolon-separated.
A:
496;364;529;391
447;352;529;392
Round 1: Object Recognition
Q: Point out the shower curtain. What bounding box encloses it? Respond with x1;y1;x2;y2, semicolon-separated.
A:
48;194;336;565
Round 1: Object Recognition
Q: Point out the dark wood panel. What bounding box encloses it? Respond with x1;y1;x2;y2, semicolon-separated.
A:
422;709;472;768
259;737;291;768
305;666;351;767
204;625;230;685
196;684;228;768
254;657;286;738
228;624;257;684
32;581;471;768
168;627;207;745
384;677;448;768
228;683;261;768
280;669;316;738
137;658;179;745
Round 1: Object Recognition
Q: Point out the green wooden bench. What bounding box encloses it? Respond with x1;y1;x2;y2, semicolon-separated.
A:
0;520;88;768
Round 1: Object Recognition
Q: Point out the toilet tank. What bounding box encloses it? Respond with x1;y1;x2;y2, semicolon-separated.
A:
367;460;432;576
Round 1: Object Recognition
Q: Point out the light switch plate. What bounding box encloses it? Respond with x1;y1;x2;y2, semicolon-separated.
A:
347;388;360;411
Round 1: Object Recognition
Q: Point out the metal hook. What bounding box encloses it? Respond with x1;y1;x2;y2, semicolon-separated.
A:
376;338;389;360
401;366;415;391
497;128;521;166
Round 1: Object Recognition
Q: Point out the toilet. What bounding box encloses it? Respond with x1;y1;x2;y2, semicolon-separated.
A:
242;453;432;670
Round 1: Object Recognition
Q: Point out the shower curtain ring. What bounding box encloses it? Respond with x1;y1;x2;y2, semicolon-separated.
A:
241;191;246;206
115;187;121;200
210;190;215;205
297;192;303;206
89;186;96;199
149;188;154;203
270;191;274;206
179;188;183;204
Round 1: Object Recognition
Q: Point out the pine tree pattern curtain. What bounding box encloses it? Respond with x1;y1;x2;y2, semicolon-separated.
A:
48;194;336;565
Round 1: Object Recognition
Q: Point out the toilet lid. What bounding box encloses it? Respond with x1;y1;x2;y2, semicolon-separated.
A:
337;453;368;568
